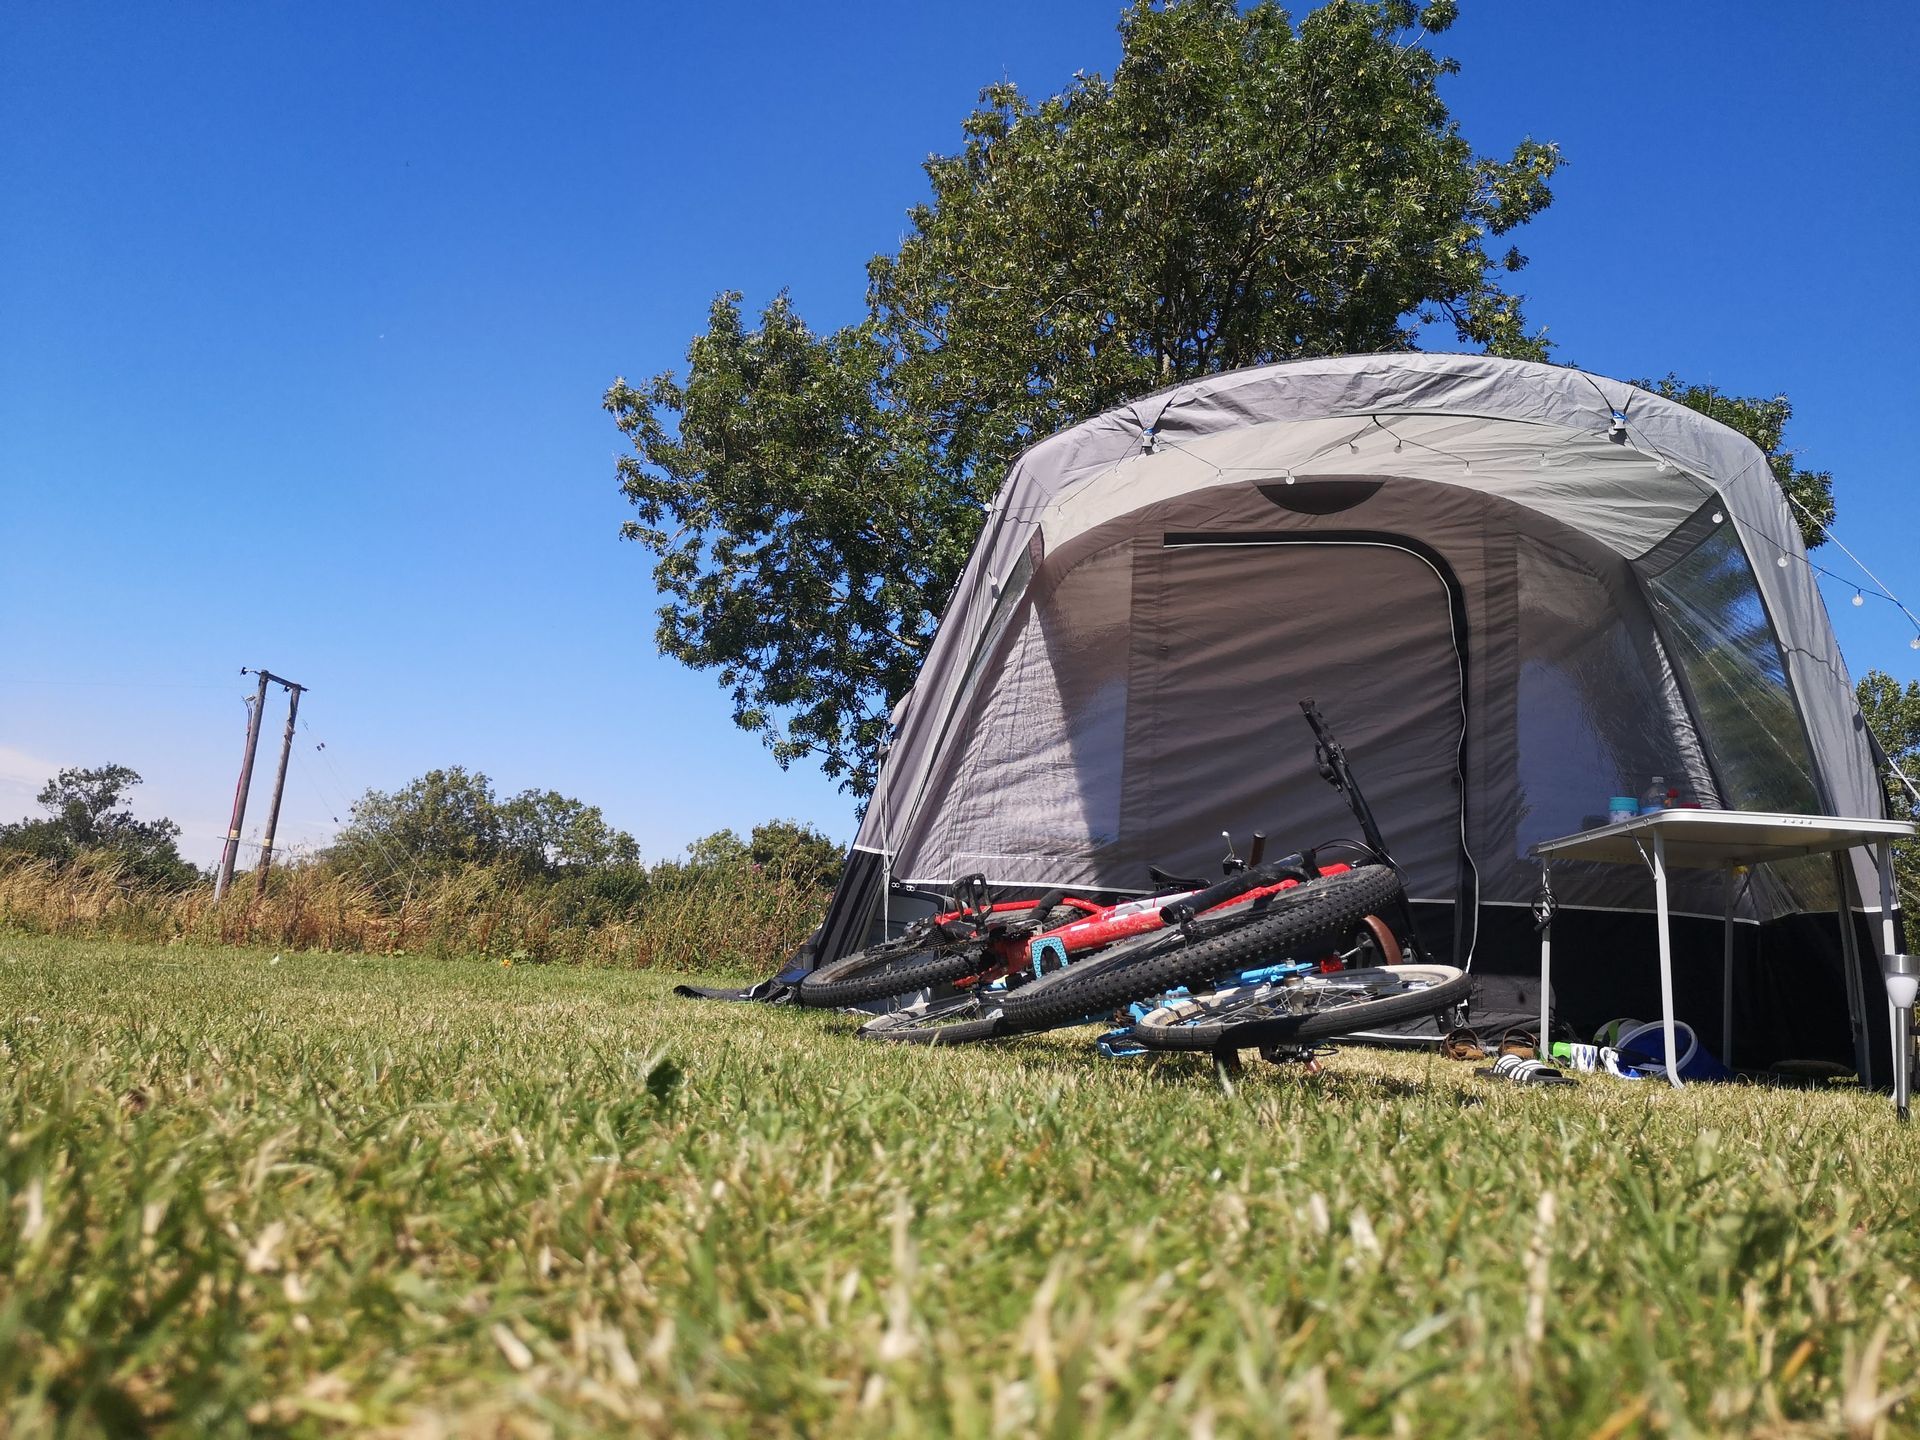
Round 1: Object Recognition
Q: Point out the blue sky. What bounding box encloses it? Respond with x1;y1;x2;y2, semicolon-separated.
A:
2;2;1916;869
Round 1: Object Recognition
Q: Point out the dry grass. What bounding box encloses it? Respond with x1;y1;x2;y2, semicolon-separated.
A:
0;855;824;973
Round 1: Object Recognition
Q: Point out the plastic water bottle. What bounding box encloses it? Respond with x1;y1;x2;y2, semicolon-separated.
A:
1641;776;1668;815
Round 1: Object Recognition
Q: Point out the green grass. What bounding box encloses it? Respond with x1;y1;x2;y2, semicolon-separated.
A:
3;934;1917;1437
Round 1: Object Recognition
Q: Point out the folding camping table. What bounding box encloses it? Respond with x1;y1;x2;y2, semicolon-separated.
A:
1530;811;1915;1090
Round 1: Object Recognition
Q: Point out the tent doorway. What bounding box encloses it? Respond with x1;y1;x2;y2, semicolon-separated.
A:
1122;532;1473;953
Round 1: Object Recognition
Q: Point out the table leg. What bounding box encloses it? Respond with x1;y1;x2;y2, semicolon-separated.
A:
1877;842;1898;957
1833;850;1872;1089
1878;844;1901;1101
1539;863;1552;1050
1653;830;1682;1088
1722;868;1736;1071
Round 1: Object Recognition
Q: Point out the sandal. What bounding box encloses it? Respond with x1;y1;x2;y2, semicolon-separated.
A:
1477;1053;1576;1087
1440;1026;1485;1062
1499;1027;1540;1061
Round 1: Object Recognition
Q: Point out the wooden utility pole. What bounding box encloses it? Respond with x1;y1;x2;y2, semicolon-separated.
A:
215;669;271;899
255;676;306;893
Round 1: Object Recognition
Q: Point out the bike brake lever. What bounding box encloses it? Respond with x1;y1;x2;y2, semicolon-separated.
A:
1219;829;1245;875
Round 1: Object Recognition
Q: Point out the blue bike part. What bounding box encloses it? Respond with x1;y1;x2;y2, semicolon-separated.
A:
1128;992;1184;1023
1227;959;1317;986
1029;935;1068;979
1097;1029;1148;1059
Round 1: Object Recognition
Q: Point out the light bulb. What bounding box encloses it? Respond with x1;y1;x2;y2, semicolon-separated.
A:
1462;460;1473;475
1655;460;1674;475
1854;591;1865;607
1284;472;1296;485
1710;511;1724;524
1888;972;1919;1009
1910;634;1919;650
1776;555;1789;568
1348;439;1359;453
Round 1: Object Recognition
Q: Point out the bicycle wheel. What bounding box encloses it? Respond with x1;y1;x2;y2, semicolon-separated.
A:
797;904;1081;1008
796;934;991;1008
997;866;1405;1033
1129;964;1469;1051
856;992;1004;1046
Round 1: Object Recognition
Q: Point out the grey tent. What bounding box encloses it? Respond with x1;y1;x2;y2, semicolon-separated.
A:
813;353;1900;1070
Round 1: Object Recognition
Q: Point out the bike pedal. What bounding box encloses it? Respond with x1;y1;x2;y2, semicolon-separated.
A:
1097;1030;1147;1059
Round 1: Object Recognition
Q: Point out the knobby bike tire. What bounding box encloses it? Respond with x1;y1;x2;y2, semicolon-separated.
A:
796;906;1081;1008
1128;964;1469;1051
997;865;1405;1033
797;937;989;1008
856;993;1004;1046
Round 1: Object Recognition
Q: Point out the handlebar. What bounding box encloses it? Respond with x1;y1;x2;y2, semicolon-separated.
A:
1023;888;1070;926
1159;854;1309;927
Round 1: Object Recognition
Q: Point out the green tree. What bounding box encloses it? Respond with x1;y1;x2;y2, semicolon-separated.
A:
745;819;844;891
0;764;200;889
497;789;643;873
659;821;842;892
327;767;639;896
1632;375;1834;549
1858;669;1920;916
607;0;1561;795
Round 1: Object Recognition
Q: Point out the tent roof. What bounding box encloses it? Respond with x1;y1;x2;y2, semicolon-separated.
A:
1012;353;1781;559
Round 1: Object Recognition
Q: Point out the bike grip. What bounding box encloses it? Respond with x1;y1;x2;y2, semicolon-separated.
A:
1158;858;1302;927
1024;888;1070;923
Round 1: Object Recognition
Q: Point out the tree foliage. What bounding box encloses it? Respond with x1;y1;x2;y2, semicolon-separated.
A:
1632;375;1835;549
0;764;200;889
327;767;640;896
676;820;846;893
1857;669;1920;914
607;0;1562;794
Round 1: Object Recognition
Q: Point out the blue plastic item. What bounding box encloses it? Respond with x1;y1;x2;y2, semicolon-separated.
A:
1612;1020;1733;1081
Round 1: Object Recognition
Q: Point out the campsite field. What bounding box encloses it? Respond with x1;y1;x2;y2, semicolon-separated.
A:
3;934;1917;1437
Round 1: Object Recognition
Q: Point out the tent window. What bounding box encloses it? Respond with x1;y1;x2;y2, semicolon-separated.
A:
1645;525;1821;814
1514;537;1699;858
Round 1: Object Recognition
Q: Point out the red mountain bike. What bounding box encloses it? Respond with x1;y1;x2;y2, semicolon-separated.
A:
803;702;1466;1049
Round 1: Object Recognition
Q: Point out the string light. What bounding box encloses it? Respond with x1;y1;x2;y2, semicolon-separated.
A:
1854;590;1866;607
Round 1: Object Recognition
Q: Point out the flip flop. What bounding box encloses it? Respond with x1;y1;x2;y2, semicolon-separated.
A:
1477;1053;1575;1087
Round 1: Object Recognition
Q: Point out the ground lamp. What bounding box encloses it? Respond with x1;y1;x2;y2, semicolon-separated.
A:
1885;953;1918;1121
